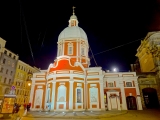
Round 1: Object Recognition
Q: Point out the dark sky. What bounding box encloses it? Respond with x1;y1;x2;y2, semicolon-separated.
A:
1;0;160;71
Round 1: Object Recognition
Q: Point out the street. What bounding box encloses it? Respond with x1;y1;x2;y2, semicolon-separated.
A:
20;109;160;120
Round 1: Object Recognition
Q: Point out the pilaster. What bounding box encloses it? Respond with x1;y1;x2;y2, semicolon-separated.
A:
69;80;74;110
100;82;105;110
51;80;56;110
29;80;35;108
44;83;48;110
135;80;143;110
119;80;127;110
62;40;64;55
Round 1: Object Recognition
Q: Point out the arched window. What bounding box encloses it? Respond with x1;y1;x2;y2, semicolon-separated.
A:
81;47;85;56
76;88;83;103
34;89;43;108
57;85;66;102
68;43;73;55
89;87;98;103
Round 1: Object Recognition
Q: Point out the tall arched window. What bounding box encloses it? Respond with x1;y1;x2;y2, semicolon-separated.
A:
57;85;66;102
34;89;43;108
76;88;83;103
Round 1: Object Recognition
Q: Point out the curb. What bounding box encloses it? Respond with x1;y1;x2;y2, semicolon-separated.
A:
23;111;128;119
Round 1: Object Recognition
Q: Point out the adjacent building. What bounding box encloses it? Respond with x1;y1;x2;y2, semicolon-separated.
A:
0;37;40;106
12;60;40;105
137;72;159;108
0;37;19;96
29;10;142;111
135;31;160;108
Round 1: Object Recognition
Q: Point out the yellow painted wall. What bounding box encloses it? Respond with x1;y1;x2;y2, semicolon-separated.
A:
139;53;156;72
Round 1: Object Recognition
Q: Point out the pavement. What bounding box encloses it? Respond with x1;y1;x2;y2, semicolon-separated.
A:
24;110;126;119
1;109;160;120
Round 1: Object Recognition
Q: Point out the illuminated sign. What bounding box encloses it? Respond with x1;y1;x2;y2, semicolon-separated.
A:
1;97;15;113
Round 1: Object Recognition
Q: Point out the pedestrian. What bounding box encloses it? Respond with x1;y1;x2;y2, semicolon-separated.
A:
16;105;25;120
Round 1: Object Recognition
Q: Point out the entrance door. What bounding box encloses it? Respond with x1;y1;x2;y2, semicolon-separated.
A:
126;96;137;110
142;88;159;109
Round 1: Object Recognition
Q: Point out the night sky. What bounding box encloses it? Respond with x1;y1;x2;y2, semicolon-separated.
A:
1;0;160;71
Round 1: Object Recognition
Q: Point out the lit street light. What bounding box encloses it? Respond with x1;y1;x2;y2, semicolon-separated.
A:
113;68;117;72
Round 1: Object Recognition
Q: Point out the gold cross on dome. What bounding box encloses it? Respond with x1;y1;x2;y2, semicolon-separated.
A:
72;6;76;15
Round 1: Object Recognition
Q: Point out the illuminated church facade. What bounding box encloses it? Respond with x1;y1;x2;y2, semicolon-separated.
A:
29;8;142;111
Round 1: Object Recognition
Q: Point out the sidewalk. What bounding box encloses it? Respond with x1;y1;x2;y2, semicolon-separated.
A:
21;110;127;119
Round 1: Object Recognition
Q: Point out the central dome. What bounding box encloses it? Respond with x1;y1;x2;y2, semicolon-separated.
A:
58;26;88;41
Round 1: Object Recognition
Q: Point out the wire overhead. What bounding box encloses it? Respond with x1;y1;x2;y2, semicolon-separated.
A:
89;46;98;66
89;37;144;65
93;37;144;56
19;0;36;66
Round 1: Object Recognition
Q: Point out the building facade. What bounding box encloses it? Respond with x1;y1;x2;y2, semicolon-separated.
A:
135;31;160;108
103;72;142;110
0;37;19;96
29;10;142;111
12;60;40;105
137;72;159;108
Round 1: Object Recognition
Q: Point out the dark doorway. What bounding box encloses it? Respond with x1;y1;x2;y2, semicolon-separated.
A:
142;88;159;109
126;96;137;110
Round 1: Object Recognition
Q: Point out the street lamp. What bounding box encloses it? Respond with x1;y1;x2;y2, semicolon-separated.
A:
113;68;117;72
28;83;31;86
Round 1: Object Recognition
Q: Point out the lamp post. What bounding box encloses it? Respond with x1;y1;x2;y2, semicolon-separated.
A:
25;72;32;111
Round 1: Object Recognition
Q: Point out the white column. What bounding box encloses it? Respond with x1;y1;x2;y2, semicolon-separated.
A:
29;81;35;109
117;96;121;110
69;80;74;110
84;82;86;109
107;93;111;110
100;82;105;110
51;81;56;110
44;83;48;110
76;39;78;62
63;40;65;55
119;81;127;110
29;84;35;109
80;40;82;63
135;80;143;110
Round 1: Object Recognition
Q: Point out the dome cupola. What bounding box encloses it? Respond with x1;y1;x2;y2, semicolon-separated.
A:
58;6;88;41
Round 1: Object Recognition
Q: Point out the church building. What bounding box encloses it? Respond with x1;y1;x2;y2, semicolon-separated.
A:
29;7;142;111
